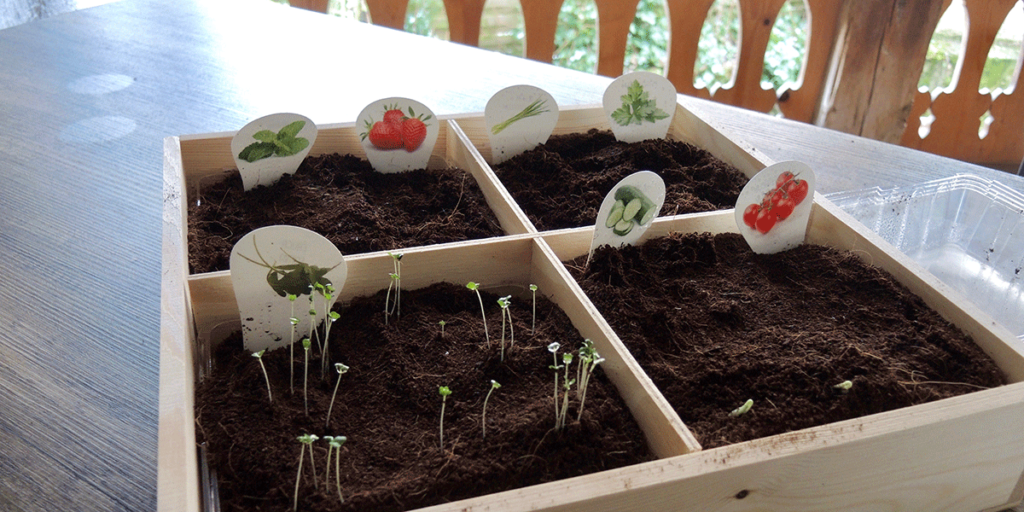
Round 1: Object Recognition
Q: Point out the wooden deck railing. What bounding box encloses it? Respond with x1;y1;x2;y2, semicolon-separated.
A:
291;0;1023;171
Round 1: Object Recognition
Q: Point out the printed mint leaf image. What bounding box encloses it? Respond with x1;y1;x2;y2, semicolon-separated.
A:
237;120;309;163
277;120;305;139
610;80;670;126
238;142;277;163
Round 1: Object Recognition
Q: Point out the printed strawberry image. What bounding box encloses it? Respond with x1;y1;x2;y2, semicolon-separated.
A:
361;105;433;152
742;171;810;234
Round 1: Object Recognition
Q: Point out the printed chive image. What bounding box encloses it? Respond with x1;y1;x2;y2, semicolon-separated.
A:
610;80;670;127
491;99;550;135
605;185;657;236
237;120;310;163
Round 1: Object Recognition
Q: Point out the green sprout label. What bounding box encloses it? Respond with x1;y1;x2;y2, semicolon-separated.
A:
485;85;559;164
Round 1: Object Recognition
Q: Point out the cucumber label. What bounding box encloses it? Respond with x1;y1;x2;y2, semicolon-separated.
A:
357;97;439;173
485;85;558;164
232;113;318;191
230;225;347;353
734;161;816;254
589;171;666;261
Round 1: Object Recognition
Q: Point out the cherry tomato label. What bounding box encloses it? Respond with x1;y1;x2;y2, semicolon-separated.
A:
733;161;816;254
232;113;318;191
588;171;666;263
357;97;439;173
230;225;347;353
485;85;559;165
602;71;676;143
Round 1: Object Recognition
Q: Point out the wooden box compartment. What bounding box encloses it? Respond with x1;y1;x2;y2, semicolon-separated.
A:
160;105;1024;511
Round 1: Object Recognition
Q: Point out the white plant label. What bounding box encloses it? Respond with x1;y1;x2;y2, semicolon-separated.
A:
734;161;816;254
588;171;666;261
230;225;347;353
357;97;439;173
485;85;558;164
603;71;676;143
232;113;317;191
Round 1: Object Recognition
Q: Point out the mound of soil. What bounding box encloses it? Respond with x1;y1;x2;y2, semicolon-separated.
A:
492;129;749;231
196;283;654;512
568;232;1005;449
188;154;504;273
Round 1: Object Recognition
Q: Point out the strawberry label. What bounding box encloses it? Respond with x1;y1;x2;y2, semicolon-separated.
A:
230;225;347;352
357;98;438;173
485;85;558;164
231;113;317;191
603;71;676;143
734;161;816;254
588;171;666;262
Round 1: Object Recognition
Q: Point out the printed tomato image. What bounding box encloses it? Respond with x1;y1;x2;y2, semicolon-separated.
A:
742;171;809;234
361;105;433;152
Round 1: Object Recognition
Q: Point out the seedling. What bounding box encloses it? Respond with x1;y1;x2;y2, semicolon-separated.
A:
324;435;347;505
384;252;403;324
317;283;339;377
288;294;298;394
466;282;490;346
497;295;514;361
252;349;272;403
308;297;321;354
325;362;350;429
482;380;501;440
293;433;319;511
548;342;562;428
438;386;452;449
834;380;853;393
302;338;311;416
438;320;447;338
529;284;538;335
557;352;575;430
729;399;754;417
575;339;605;421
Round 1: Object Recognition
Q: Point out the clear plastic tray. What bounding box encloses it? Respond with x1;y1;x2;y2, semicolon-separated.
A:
827;174;1024;341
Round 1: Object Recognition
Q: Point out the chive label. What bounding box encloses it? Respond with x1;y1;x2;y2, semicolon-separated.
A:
734;161;816;254
231;113;317;191
485;85;558;164
588;171;666;261
230;225;347;352
603;71;676;143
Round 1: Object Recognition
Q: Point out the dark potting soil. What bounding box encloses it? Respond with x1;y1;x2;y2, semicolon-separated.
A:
568;232;1006;450
492;129;749;231
196;283;654;512
188;154;504;274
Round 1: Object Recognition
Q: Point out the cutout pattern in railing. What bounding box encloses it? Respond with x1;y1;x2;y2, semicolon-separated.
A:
902;0;1024;169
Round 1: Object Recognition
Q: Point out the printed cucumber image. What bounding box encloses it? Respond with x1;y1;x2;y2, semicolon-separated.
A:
605;185;657;236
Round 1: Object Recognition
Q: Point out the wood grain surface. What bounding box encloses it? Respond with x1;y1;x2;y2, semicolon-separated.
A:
1;0;1022;510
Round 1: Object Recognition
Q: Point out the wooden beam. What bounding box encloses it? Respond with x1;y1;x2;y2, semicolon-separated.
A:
817;0;944;143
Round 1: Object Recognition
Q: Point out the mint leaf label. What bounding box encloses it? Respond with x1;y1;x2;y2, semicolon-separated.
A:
231;113;318;190
603;72;676;143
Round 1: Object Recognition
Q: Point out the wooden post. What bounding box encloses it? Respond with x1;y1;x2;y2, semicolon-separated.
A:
289;0;329;13
817;0;945;143
443;0;487;47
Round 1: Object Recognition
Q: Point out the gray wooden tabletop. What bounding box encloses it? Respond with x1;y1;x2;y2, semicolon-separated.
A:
0;0;1021;510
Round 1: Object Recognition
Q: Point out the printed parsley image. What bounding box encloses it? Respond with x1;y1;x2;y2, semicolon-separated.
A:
610;80;670;126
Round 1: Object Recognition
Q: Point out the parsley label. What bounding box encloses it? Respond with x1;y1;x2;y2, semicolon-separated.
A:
610;80;670;126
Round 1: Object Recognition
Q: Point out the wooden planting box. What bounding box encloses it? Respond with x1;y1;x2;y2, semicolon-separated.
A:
160;105;1024;511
